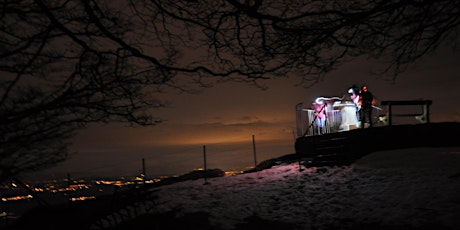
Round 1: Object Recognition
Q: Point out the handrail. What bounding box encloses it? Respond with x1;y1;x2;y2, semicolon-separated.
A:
380;100;432;125
381;100;432;106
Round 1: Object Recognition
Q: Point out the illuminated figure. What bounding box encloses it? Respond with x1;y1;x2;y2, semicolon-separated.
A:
312;101;326;135
311;96;343;134
335;90;360;131
347;85;361;127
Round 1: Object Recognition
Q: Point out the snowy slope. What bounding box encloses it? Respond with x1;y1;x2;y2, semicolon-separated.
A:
147;147;460;230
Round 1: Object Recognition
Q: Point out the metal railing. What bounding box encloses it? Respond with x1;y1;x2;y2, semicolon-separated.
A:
296;100;432;137
379;100;432;126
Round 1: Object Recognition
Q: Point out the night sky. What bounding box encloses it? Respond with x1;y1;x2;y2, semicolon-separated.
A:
35;43;460;180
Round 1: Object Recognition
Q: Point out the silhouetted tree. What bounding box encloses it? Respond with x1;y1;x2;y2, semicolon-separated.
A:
1;0;459;181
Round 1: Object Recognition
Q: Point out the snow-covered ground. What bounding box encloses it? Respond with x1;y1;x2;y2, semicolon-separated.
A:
148;147;460;229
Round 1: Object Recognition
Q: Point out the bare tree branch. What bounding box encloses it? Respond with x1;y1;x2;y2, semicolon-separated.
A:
1;0;459;180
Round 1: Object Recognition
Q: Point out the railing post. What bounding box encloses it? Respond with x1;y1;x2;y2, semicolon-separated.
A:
252;135;257;167
425;104;430;123
203;145;209;185
388;104;392;126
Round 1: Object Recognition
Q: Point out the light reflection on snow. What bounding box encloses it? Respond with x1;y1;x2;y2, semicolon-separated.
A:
151;147;460;230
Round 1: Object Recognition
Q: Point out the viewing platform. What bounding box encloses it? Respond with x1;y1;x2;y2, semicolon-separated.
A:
294;99;456;167
294;122;460;167
296;99;433;137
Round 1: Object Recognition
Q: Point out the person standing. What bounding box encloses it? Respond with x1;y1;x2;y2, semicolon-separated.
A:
359;85;375;128
348;84;361;123
312;102;327;135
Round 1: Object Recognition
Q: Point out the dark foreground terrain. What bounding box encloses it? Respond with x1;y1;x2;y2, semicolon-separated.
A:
4;122;460;230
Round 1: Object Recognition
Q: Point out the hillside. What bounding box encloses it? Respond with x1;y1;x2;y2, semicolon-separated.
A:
5;122;460;230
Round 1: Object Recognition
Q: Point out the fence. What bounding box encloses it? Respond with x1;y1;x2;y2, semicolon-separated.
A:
379;100;432;126
296;100;433;137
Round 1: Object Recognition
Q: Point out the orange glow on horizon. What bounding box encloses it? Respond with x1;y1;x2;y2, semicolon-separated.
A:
160;132;293;146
